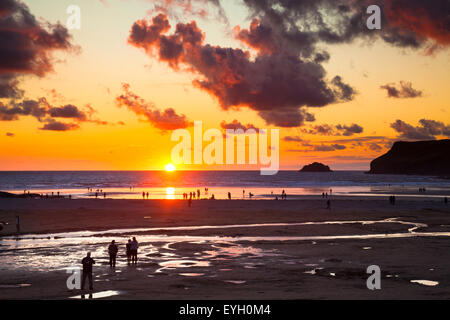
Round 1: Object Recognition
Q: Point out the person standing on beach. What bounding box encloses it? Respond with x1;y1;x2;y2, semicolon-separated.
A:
326;199;331;210
15;216;20;234
130;237;139;264
445;197;448;204
108;240;118;267
81;252;95;291
126;239;132;265
228;192;231;200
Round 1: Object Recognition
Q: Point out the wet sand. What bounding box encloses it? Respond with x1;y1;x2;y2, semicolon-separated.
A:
0;197;450;299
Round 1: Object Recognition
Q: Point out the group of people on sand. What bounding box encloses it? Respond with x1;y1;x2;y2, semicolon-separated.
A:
79;237;139;291
183;190;201;200
389;195;397;205
142;192;150;199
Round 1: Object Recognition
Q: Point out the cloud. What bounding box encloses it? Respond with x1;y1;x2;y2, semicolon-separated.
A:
220;120;259;132
313;144;347;152
0;98;106;131
302;123;364;136
391;119;450;140
40;120;80;132
6;132;14;137
128;14;355;128
380;81;423;98
283;136;303;142
115;83;191;131
335;124;364;136
239;0;449;53
0;0;75;99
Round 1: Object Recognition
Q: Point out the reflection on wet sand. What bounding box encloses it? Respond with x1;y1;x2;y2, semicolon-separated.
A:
69;290;122;299
1;217;449;299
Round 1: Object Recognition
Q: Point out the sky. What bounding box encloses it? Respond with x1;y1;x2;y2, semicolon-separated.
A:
0;0;449;171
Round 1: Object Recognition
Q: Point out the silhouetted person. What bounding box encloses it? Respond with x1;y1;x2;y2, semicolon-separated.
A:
103;193;106;199
126;239;132;265
249;192;254;199
228;192;231;200
108;240;118;267
326;199;331;210
243;190;245;198
210;194;215;200
95;192;98;199
130;237;139;264
15;216;20;234
146;192;149;199
197;189;200;198
444;197;448;205
142;192;145;199
81;252;95;291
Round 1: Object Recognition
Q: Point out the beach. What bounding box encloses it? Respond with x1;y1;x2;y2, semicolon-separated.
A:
1;197;450;300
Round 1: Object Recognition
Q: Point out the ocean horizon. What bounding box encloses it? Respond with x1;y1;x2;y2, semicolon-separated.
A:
1;170;449;200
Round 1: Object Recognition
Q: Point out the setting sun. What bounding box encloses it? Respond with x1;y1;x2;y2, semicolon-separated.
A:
165;164;176;172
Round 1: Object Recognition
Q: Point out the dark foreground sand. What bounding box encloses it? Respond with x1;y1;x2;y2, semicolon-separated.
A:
0;197;449;300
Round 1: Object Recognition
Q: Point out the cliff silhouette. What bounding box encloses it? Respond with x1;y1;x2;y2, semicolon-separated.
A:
368;139;450;175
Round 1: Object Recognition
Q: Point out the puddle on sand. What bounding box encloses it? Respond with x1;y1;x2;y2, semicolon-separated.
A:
180;273;205;277
225;280;246;284
304;268;323;275
69;290;121;299
410;280;439;287
156;260;210;273
363;247;372;250
0;284;31;288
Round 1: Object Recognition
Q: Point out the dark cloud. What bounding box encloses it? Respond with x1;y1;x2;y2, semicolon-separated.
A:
6;132;14;137
312;144;347;152
283;136;303;142
115;83;192;131
302;123;364;136
48;104;88;121
240;0;449;53
391;119;450;140
0;0;75;98
0;98;106;131
380;81;423;98
220;120;259;132
335;123;364;136
40;120;79;132
128;14;355;127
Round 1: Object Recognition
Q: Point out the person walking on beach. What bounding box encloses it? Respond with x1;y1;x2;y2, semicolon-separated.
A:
108;240;118;267
126;239;132;265
142;192;145;199
326;199;331;210
130;237;139;264
228;192;231;200
81;252;95;291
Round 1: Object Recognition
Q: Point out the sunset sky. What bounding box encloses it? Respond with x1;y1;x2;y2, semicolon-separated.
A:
0;0;449;171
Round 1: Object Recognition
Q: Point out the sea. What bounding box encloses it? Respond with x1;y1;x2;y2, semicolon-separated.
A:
0;171;449;200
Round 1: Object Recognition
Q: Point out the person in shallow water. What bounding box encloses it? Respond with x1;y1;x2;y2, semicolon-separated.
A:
108;240;118;267
130;237;139;264
81;252;95;291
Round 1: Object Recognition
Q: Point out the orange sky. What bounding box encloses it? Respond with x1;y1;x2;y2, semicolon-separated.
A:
0;0;449;171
